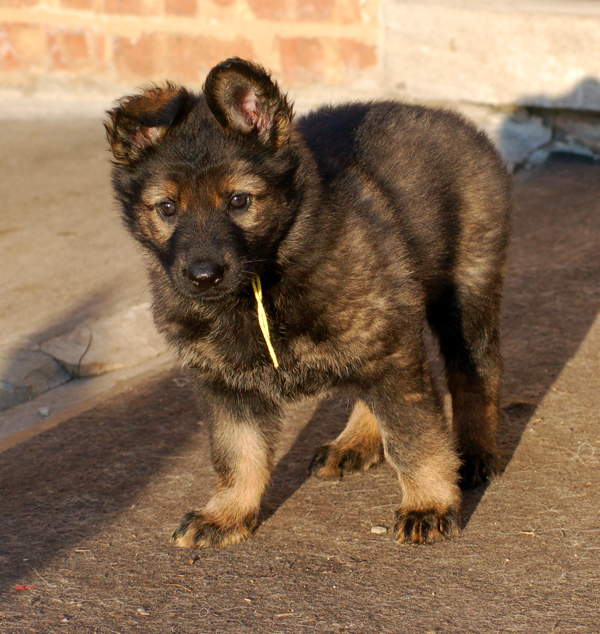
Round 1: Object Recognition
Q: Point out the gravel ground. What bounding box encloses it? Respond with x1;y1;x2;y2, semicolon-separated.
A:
1;157;599;633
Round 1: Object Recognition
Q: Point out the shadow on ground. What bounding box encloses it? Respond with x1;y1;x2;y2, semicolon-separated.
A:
462;155;600;521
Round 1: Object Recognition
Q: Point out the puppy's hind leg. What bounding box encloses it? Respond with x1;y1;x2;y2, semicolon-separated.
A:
309;400;385;479
428;282;503;489
172;401;280;549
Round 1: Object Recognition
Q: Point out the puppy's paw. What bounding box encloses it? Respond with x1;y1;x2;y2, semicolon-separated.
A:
459;452;500;489
309;443;384;479
394;507;459;544
171;511;255;549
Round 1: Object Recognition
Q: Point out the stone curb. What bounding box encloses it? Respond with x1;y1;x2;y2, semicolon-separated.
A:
1;85;599;172
40;303;167;378
0;353;176;453
0;303;168;414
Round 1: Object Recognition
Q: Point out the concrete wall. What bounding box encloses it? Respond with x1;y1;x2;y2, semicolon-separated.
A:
383;0;600;168
384;0;600;112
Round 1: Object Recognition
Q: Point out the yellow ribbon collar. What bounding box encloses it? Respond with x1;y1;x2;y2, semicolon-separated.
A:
251;274;279;369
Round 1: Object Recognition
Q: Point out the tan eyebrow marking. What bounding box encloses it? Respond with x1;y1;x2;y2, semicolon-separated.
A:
143;180;180;207
221;174;267;198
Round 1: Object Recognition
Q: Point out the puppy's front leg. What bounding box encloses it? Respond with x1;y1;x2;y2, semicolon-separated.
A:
365;355;462;544
172;400;279;548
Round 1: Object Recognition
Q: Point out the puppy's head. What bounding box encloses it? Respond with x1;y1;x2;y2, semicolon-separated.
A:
106;58;299;303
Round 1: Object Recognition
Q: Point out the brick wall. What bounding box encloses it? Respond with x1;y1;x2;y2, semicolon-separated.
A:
0;0;381;91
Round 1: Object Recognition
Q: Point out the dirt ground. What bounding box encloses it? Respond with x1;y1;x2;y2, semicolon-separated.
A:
0;119;147;346
1;156;599;633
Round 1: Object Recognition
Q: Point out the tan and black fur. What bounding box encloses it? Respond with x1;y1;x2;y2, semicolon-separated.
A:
105;58;511;548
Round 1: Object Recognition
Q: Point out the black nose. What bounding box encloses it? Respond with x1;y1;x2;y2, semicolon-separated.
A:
186;261;225;289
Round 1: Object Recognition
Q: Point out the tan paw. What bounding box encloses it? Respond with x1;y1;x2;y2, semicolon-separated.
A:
309;443;384;479
171;511;255;549
394;507;460;544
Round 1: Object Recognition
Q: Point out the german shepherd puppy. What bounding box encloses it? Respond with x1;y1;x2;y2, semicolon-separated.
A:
106;58;511;548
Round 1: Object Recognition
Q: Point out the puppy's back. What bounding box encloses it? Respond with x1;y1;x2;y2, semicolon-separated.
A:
297;101;511;289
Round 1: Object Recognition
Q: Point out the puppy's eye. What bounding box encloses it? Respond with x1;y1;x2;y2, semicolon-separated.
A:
157;201;177;217
229;193;251;212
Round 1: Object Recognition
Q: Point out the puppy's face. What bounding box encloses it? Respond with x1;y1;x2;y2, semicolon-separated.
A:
106;60;298;302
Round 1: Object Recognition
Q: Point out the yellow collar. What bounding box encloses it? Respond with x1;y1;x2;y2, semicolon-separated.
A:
251;274;279;368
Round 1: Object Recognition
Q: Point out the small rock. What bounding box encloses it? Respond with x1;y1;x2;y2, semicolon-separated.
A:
38;407;50;417
371;525;387;535
137;607;150;616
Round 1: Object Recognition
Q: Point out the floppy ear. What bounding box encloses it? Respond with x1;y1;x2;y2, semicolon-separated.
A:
105;84;193;165
203;58;293;148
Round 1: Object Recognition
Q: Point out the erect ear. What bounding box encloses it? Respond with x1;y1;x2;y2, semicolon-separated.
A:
105;84;193;165
203;58;294;148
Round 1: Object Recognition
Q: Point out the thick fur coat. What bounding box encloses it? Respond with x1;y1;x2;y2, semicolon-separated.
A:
106;58;511;547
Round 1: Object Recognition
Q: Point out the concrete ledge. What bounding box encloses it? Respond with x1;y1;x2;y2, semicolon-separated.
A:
384;0;600;111
0;352;175;453
0;303;169;413
40;303;168;378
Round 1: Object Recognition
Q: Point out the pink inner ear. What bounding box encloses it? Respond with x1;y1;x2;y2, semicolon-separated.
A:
133;125;165;150
238;90;271;135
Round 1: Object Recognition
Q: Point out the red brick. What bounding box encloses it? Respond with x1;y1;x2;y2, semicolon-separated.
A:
104;0;142;14
295;0;335;22
0;0;39;7
47;28;104;73
0;23;47;72
114;33;160;80
105;0;160;15
165;0;196;16
60;0;95;9
166;34;255;84
55;32;85;60
95;30;105;62
337;39;377;73
247;0;292;21
335;0;362;24
279;37;325;86
0;25;20;71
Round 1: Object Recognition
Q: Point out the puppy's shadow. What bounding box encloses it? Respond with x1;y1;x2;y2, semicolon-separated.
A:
259;397;351;525
456;158;600;527
460;402;537;526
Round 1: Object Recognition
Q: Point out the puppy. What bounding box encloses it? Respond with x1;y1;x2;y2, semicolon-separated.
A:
105;58;511;548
